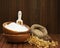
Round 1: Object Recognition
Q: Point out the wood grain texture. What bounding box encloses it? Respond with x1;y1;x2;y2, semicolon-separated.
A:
0;0;59;33
0;34;60;48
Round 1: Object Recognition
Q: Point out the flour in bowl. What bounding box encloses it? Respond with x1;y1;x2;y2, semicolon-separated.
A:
5;22;29;32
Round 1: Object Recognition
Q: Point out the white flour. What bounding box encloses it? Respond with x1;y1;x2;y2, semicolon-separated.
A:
5;22;28;32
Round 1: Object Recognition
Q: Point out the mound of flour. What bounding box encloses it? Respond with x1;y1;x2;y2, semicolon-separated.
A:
5;22;29;32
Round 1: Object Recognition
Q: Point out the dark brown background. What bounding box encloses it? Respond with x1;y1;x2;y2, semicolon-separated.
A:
0;0;60;34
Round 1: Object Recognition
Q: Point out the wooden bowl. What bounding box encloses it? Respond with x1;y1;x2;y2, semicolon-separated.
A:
2;22;30;35
3;33;30;43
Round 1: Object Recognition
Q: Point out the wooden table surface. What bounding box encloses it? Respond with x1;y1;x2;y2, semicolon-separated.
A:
0;34;60;48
